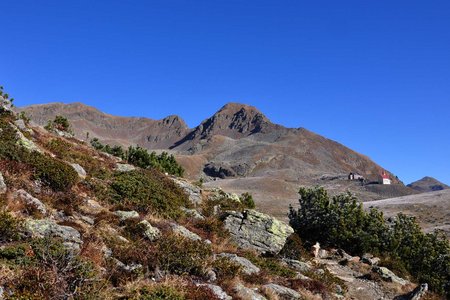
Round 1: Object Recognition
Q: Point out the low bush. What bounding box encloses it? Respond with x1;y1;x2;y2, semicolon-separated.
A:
135;285;185;300
156;233;212;277
243;252;296;278
44;115;72;133
107;169;190;219
3;237;102;299
211;256;242;281
0;211;22;242
26;151;79;191
289;186;450;295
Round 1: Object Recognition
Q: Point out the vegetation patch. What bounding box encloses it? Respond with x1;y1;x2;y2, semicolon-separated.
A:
107;169;190;219
289;186;450;295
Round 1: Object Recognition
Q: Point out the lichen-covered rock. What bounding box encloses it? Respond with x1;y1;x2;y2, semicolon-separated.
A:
114;210;139;221
224;210;294;254
70;163;87;179
373;266;407;285
409;283;428;300
263;283;301;299
197;284;232;300
79;197;104;215
217;253;260;275
0;172;6;194
139;220;161;241
171;178;202;205
170;223;202;242
24;219;82;251
233;283;267;300
13;189;47;215
282;259;312;273
181;207;205;220
361;254;380;266
115;163;136;172
14;125;41;152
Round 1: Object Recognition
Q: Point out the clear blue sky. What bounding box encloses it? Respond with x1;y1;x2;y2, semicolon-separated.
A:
1;1;449;185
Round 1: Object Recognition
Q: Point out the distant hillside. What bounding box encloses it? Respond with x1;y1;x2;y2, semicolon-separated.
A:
407;176;449;193
19;102;417;218
363;189;450;238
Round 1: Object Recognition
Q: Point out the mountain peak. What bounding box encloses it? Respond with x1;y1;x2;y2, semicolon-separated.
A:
407;176;449;193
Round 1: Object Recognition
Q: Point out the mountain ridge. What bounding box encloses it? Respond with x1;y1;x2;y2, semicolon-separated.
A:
18;101;417;219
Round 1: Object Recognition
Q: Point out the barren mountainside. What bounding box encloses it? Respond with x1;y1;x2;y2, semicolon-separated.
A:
19;102;417;218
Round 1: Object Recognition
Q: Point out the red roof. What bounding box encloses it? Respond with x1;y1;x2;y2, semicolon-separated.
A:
381;173;390;179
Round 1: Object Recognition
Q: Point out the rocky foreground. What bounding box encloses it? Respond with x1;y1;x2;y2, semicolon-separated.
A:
0;97;438;299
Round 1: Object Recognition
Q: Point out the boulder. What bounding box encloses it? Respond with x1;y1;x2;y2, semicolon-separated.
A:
115;163;136;172
223;210;294;254
79;198;104;215
171;178;202;205
0;172;6;194
217;253;260;275
13;125;41;153
181;207;205;220
282;259;312;273
113;210;139;221
197;284;232;300
70;163;87;179
170;223;202;242
139;220;161;241
13;189;47;215
262;283;302;300
233;283;267;300
24;219;82;251
372;266;407;285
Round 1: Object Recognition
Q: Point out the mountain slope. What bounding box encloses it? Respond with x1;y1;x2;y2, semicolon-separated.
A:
19;102;417;218
407;176;449;193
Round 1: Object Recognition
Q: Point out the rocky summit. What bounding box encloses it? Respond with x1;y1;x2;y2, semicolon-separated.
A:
19;102;420;220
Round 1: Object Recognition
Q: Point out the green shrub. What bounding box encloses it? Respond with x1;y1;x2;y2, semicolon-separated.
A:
212;256;242;281
26;151;78;191
0;211;22;242
156;233;212;276
279;234;311;261
107;169;189;219
135;285;185;300
240;192;255;209
126;146;184;177
288;186;450;295
44;115;72;133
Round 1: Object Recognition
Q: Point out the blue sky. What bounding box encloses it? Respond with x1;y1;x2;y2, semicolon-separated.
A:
1;0;449;185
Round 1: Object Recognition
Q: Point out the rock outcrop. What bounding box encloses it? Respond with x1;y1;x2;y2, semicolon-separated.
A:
24;219;82;251
223;210;294;254
217;253;260;275
262;283;302;300
13;189;47;215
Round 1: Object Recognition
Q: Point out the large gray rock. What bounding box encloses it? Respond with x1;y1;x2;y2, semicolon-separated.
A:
197;284;232;300
373;266;407;285
139;220;161;241
115;163;136;172
282;259;312;273
171;178;202;205
24;219;82;251
79;197;104;215
114;210;139;221
170;223;202;242
217;253;260;275
224;210;294;254
13;125;41;153
181;207;205;220
233;283;267;300
262;283;302;300
70;163;87;179
13;189;47;215
0;172;6;194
